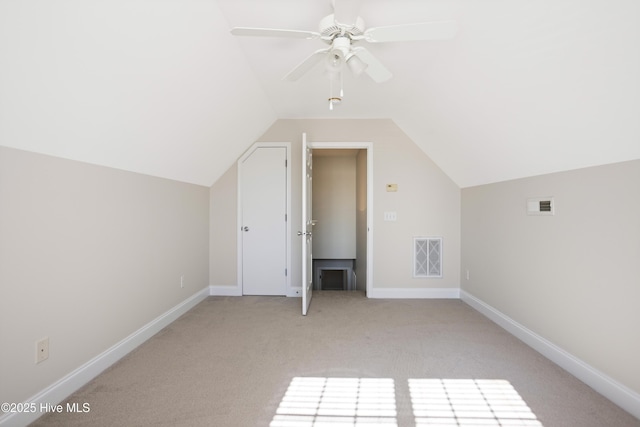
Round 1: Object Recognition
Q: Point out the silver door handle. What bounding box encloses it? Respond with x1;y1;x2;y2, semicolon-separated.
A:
243;226;249;232
297;231;304;236
297;231;312;236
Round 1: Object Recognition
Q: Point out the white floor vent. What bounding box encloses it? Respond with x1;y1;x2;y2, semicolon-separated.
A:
414;237;442;278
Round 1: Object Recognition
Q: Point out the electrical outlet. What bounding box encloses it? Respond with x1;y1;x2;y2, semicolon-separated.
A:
180;275;184;288
36;337;49;364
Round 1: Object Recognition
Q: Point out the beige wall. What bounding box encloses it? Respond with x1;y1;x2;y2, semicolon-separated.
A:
461;159;640;393
313;154;357;259
209;118;461;292
209;162;238;287
0;146;209;405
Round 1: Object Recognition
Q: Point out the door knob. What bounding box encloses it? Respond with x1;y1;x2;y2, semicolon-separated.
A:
243;226;249;232
297;231;304;236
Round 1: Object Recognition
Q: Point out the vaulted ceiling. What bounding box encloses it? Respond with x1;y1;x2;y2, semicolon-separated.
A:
1;0;638;188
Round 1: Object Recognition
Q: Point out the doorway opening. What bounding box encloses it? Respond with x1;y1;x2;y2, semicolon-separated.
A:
310;147;369;293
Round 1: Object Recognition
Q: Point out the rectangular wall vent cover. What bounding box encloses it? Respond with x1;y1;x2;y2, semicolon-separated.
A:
527;197;555;216
414;237;442;278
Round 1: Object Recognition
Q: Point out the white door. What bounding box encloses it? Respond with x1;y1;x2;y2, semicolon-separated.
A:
301;133;313;315
241;146;287;295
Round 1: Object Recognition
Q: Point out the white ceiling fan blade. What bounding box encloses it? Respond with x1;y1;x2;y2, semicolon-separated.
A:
351;47;392;83
283;48;330;81
230;27;320;40
332;0;363;27
363;20;458;43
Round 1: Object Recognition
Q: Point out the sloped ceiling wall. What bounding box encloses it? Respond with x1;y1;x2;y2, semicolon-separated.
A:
1;0;639;188
0;0;276;187
392;0;640;186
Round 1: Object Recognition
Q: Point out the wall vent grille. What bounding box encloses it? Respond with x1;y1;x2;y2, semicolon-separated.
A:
414;237;442;278
527;197;555;215
539;200;552;212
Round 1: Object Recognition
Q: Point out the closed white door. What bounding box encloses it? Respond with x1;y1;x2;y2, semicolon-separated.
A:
240;146;287;295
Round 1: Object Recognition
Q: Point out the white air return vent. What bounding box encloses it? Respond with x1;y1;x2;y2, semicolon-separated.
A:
414;237;442;278
527;197;555;216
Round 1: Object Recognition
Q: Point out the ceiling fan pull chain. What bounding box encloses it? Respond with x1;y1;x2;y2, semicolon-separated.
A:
328;68;343;110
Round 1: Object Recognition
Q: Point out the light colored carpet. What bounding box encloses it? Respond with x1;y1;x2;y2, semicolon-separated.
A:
31;292;639;426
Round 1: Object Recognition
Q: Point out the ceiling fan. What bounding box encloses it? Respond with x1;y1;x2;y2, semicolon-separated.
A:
229;0;458;84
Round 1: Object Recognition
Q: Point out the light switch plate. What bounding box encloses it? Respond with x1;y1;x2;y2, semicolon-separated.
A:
384;212;397;221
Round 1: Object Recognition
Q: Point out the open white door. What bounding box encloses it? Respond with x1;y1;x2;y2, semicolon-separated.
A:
300;133;313;315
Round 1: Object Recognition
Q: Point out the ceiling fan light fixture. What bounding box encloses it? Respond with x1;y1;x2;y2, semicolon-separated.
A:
325;36;350;73
346;52;368;76
326;51;343;73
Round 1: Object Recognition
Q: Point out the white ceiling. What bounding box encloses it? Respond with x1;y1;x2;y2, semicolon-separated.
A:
1;0;639;187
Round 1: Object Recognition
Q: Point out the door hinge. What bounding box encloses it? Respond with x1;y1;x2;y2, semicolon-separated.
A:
285;213;287;222
285;268;287;276
285;159;287;167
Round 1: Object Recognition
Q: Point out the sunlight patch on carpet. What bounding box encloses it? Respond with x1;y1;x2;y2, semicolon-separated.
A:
409;378;543;426
270;377;397;426
271;377;542;426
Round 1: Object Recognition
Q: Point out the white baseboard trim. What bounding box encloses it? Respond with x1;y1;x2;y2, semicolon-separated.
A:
0;287;210;427
368;287;460;299
209;285;242;296
460;290;640;420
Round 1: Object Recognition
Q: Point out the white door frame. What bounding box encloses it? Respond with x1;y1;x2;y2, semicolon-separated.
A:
237;142;292;295
308;141;374;296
